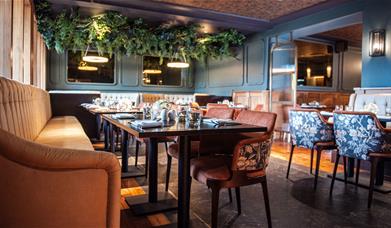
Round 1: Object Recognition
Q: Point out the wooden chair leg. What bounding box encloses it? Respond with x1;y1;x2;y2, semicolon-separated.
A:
286;144;295;178
145;143;148;177
368;157;379;208
330;153;340;196
356;159;361;186
135;141;140;166
165;153;172;192
235;187;241;215
228;188;233;203
261;179;272;228
314;147;322;190
310;147;314;174
343;156;347;184
211;187;220;228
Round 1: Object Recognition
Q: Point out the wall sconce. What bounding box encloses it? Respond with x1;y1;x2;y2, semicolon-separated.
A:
369;29;385;57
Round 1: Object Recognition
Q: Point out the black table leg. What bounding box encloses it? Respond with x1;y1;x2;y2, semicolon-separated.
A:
178;135;191;228
121;130;129;173
96;114;102;140
347;157;355;177
120;130;146;179
109;124;115;152
125;137;177;215
148;138;158;202
103;119;109;151
375;160;385;186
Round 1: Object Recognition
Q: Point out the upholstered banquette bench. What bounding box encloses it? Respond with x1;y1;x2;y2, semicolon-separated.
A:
0;76;120;228
349;93;391;115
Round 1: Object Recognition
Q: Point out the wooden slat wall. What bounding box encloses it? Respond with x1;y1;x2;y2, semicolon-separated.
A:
0;0;13;78
0;0;47;89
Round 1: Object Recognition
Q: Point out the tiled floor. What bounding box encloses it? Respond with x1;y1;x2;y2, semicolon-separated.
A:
94;140;391;227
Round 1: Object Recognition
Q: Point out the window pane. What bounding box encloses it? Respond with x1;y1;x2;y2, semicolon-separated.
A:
143;56;182;86
296;40;333;87
67;50;115;84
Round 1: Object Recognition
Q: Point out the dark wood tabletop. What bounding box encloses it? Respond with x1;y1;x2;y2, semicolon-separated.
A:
102;114;268;138
87;108;142;115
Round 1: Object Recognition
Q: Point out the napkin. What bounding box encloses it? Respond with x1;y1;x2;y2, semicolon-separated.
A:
131;120;162;129
112;113;136;119
203;118;240;126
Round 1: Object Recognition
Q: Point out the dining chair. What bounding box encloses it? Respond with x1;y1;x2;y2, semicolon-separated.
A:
287;109;337;189
330;111;391;208
164;108;235;191
190;110;277;228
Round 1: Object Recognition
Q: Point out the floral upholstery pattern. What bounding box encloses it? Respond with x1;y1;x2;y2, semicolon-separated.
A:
236;137;273;171
334;113;391;160
289;110;334;149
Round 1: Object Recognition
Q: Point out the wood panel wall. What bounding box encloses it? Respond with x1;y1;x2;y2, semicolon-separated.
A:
0;0;46;89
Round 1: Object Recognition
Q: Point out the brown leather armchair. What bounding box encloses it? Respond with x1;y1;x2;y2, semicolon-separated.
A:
190;110;277;228
0;129;121;228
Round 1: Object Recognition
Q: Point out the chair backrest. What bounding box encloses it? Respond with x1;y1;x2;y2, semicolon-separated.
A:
206;103;229;109
232;110;277;171
236;110;277;135
204;108;234;119
0;76;52;140
334;111;390;160
289;109;334;149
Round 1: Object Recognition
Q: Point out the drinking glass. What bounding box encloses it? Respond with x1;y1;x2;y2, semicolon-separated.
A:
386;108;391;116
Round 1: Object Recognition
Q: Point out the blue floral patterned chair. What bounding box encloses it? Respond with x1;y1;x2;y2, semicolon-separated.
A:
330;111;391;208
287;109;336;189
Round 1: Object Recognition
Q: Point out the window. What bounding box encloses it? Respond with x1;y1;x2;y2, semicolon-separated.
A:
67;50;115;84
142;56;182;86
296;40;333;87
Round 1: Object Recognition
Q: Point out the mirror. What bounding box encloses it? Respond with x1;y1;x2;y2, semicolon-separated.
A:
67;50;115;84
142;56;182;86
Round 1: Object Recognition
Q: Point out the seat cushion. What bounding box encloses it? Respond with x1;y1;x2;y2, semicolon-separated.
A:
190;155;232;184
35;116;94;151
168;141;200;159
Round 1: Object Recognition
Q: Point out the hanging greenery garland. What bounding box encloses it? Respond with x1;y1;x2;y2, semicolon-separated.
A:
34;0;245;62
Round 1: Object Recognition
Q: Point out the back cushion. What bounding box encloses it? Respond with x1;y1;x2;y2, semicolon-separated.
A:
0;76;52;140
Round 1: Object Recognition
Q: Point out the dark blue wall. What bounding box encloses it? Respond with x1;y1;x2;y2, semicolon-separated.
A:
362;0;391;87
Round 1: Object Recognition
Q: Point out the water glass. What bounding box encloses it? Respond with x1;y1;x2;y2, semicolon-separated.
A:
386;108;391;116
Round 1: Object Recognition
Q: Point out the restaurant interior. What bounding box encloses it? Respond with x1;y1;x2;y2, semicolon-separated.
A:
1;0;391;227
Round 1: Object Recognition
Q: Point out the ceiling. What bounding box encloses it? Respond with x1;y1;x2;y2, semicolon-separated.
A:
47;0;351;33
316;23;362;47
153;0;328;20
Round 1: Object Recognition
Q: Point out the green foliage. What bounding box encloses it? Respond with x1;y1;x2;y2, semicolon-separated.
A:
33;0;245;61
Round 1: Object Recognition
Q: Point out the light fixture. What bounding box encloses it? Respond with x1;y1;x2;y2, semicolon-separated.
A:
82;46;109;63
306;67;311;78
167;61;189;68
78;61;98;71
143;69;162;74
326;65;332;78
369;29;385;57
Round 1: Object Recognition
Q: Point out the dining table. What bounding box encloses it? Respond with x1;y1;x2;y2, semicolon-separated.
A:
320;111;391;191
101;114;267;227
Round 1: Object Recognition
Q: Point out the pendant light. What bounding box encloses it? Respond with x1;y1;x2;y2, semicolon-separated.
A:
167;51;189;68
82;46;109;63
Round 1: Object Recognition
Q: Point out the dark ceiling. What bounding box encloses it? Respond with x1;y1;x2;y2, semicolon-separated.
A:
47;0;351;34
316;23;362;47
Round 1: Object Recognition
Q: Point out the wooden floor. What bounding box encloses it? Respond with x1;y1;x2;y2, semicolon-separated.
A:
93;139;344;227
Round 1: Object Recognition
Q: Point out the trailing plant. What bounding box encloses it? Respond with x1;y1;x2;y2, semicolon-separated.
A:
34;0;245;61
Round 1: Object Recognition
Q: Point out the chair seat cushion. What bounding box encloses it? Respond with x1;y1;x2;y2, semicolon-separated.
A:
190;155;232;184
167;141;200;159
35;116;94;151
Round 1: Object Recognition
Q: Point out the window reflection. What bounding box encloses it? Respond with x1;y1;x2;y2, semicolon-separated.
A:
296;40;333;87
67;50;115;84
143;56;182;86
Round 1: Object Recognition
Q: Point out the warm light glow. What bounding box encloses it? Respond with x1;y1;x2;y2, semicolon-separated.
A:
306;67;311;78
167;62;189;68
83;55;109;63
369;29;385;57
326;65;332;78
143;69;162;74
271;68;295;74
78;65;98;71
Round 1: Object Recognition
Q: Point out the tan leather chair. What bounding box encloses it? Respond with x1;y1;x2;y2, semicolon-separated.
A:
0;128;121;228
